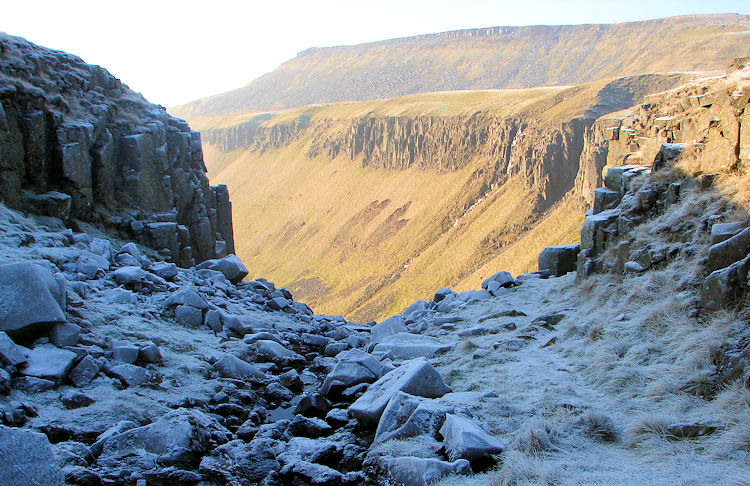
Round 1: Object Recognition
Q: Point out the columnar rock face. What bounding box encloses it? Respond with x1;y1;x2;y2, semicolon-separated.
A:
0;33;235;266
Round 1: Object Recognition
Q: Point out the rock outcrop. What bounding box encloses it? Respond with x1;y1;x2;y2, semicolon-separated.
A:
0;33;235;267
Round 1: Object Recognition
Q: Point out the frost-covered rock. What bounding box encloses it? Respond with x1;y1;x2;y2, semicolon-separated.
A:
320;348;390;396
538;244;580;277
99;409;231;470
164;285;209;309
68;355;101;387
370;315;408;344
148;261;178;280
349;357;451;425
254;339;306;368
0;262;66;341
0;331;29;366
196;254;248;284
75;251;110;279
213;355;266;382
0;425;65;485
49;323;81;347
382;456;470;486
200;438;280;483
440;413;505;462
19;344;77;384
372;332;453;360
481;271;516;290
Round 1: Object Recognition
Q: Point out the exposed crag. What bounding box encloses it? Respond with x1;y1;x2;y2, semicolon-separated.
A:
0;33;235;267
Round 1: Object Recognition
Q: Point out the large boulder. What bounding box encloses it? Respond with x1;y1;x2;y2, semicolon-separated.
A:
0;425;65;485
98;409;231;470
706;227;750;273
196;254;248;284
702;256;750;310
538;244;580;277
254;340;306;369
370;315;408;344
349;357;451;425
440;413;505;462
213;355;266;382
200;438;280;484
593;187;621;214
0;262;66;341
320;348;390;396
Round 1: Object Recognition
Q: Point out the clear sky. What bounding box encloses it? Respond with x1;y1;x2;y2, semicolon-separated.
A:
2;0;749;107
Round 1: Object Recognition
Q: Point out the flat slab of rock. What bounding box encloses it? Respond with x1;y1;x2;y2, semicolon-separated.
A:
0;425;65;485
0;262;66;341
372;332;453;360
19;344;77;384
349;357;451;425
440;413;505;462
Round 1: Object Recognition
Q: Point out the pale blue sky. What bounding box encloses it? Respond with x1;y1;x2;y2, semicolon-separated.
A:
2;0;748;107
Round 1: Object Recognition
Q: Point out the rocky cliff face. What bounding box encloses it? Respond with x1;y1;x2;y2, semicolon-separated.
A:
196;75;689;320
0;34;235;267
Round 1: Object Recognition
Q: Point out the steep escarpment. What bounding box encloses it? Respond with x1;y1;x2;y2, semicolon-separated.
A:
196;75;686;320
173;14;750;117
0;33;234;267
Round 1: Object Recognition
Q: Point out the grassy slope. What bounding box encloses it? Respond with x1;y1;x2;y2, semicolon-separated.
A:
173;14;750;118
209;86;601;321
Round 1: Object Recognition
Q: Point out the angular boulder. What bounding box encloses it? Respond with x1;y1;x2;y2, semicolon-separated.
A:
254;340;306;369
213;355;266;382
370;315;408;344
0;262;66;341
538;244;580;277
702;256;750;310
440;413;505;462
100;409;231;470
320;348;390;396
706;227;750;273
0;425;65;486
196;254;248;284
200;438;280;484
349;357;451;425
19;344;77;384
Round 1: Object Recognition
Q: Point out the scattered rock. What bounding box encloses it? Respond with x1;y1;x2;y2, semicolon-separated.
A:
372;332;453;359
19;344;77;384
59;390;95;409
213;355;266;382
370;315;408;344
254;339;306;368
440;413;505;462
196;254;248;284
0;262;66;342
538;244;580;277
349;357;451;425
320;348;390;396
68;355;102;387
